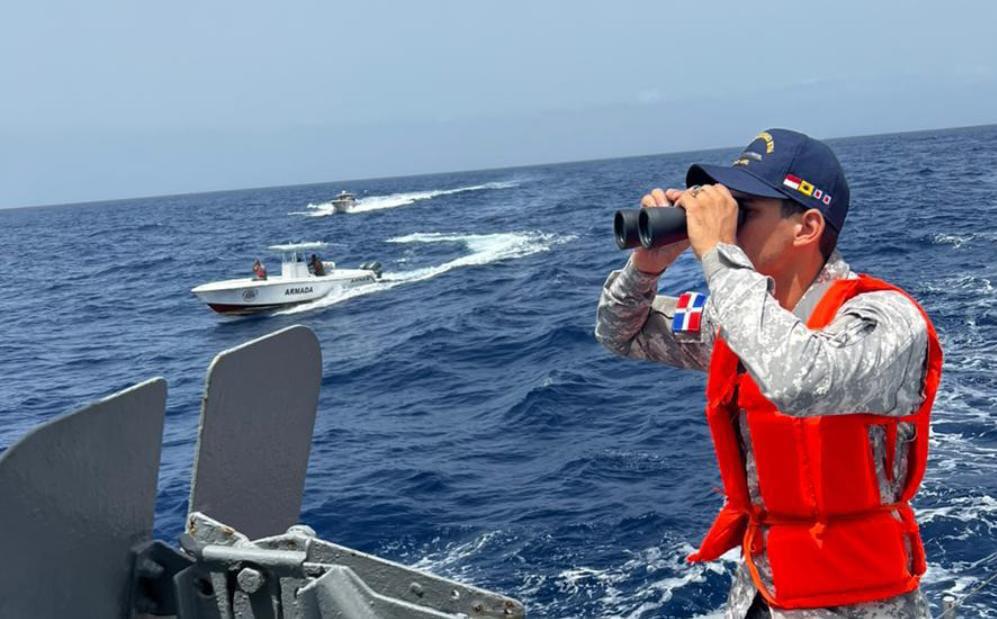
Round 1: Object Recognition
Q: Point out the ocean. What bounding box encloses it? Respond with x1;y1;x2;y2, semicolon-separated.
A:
1;125;995;617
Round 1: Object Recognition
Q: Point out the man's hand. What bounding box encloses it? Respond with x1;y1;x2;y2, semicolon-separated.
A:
632;187;691;274
676;184;738;260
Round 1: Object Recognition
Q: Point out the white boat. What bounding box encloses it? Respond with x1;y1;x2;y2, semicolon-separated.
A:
191;242;381;315
329;191;356;213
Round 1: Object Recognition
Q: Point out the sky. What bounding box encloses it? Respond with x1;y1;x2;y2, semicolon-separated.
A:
2;1;995;208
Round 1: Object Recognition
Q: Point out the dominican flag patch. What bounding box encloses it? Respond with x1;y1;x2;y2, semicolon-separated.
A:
672;292;706;334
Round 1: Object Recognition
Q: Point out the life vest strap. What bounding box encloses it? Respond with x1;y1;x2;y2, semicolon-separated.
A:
748;501;912;526
884;423;898;483
741;501;922;608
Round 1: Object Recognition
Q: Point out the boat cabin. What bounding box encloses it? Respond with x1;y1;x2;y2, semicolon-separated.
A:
330;191;356;213
268;242;335;279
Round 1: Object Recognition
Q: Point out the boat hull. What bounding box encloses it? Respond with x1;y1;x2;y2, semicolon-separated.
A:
192;270;376;315
205;302;293;316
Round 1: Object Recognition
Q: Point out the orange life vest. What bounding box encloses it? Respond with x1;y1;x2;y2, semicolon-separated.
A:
687;275;943;609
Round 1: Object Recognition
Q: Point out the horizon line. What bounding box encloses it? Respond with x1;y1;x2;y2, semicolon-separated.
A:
4;121;994;213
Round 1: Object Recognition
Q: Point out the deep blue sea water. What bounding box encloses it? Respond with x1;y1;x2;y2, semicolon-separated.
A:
2;125;996;617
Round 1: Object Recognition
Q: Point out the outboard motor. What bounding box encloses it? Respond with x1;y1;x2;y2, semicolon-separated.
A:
363;261;383;279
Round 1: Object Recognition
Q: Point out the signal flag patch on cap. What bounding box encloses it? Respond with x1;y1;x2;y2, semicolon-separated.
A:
673;292;706;334
784;174;832;205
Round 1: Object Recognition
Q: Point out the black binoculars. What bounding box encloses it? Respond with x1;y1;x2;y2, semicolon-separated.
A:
614;207;688;250
614;205;745;250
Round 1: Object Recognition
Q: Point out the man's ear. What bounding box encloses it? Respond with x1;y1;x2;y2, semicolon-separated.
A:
794;209;825;249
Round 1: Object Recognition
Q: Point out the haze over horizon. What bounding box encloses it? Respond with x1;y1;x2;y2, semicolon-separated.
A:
3;1;995;209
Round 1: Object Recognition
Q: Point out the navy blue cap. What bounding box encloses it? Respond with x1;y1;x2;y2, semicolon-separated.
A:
686;129;850;232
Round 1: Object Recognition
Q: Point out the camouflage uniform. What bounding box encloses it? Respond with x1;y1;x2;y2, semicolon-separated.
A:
595;243;932;618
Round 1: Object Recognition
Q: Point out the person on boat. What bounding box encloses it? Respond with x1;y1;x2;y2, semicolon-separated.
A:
309;254;326;276
252;258;267;281
595;129;940;618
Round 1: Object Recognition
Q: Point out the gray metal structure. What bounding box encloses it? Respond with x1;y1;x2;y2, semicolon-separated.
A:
0;326;525;618
176;512;522;618
0;378;167;618
189;325;322;539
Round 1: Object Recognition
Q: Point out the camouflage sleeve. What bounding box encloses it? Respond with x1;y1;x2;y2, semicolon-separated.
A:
703;244;928;417
594;255;714;371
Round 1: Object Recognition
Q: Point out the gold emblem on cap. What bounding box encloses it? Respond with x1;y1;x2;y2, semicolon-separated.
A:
755;131;775;154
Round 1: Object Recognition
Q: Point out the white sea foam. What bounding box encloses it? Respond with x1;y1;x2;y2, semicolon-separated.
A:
275;231;572;315
932;231;997;248
404;534;736;618
546;543;736;618
929;427;997;459
933;233;974;248
921;560;997;618
408;530;503;576
922;274;994;299
295;181;519;217
917;494;997;526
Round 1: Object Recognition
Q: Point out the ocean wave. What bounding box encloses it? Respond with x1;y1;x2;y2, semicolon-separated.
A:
408;529;506;576
930;230;997;250
537;543;735;618
398;529;735;619
928;275;994;298
295;181;519;217
921;559;997;619
917;494;997;526
275;231;574;315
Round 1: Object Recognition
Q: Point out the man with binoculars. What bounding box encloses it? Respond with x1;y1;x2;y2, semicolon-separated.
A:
595;129;941;618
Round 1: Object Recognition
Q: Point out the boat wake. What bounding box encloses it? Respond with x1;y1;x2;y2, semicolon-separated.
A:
295;181;518;217
275;231;572;315
392;528;736;619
